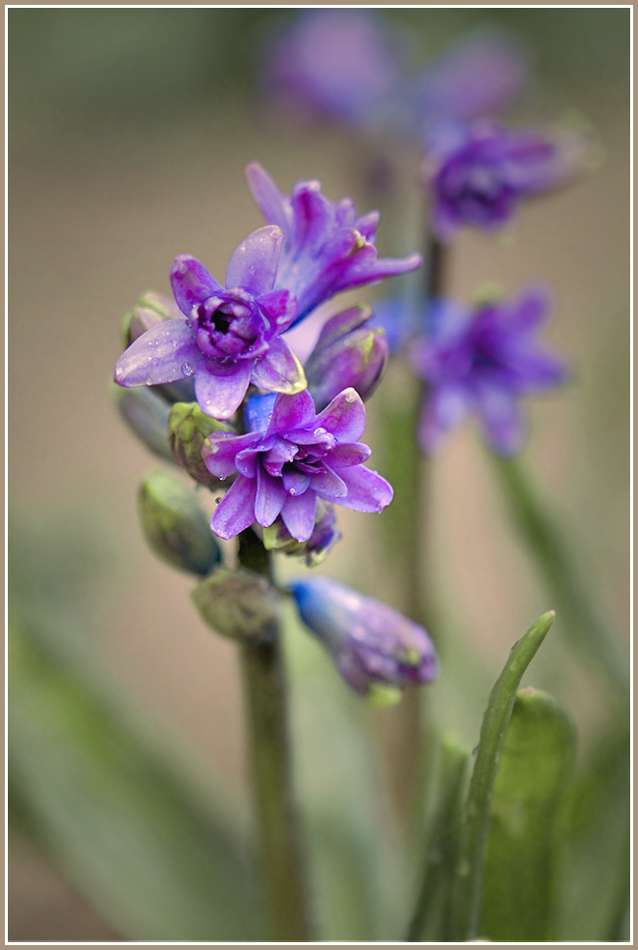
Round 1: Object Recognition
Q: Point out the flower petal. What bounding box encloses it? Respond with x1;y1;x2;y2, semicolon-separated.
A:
115;319;200;386
194;360;253;420
315;388;366;443
418;384;470;453
257;289;298;334
251;337;307;395
245;163;292;237
225;225;284;296
325;442;372;468
474;382;524;455
337;465;393;512
255;466;287;527
202;431;261;478
281;490;318;542
266;389;316;435
170;255;223;316
211;475;258;539
310;466;348;499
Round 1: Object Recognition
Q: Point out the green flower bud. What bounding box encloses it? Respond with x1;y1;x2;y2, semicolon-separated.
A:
112;383;173;461
191;567;279;644
121;291;181;349
169;402;234;488
138;468;222;576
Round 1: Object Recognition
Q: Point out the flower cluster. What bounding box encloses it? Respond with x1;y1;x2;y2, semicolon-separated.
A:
410;287;567;455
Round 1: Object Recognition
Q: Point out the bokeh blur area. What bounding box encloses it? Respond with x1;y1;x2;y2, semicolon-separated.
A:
8;7;630;941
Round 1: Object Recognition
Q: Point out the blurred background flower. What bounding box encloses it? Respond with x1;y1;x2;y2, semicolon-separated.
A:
9;7;629;941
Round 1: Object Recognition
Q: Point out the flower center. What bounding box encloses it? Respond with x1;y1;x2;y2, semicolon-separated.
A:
192;293;268;361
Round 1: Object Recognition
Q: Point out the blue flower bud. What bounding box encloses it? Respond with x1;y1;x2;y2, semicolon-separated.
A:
138;468;222;576
304;306;389;412
290;576;438;697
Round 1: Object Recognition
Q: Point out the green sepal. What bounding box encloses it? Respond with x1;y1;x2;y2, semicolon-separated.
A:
112;383;173;462
138;468;222;576
169;402;234;489
191;566;279;645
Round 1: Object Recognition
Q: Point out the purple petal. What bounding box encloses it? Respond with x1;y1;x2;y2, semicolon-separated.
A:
474;382;524;455
251;337;307;395
337;465;393;512
257;289;298;334
202;431;260;478
255;466;287;527
115;319;200;386
225;225;283;296
325;442;372;468
281;490;318;542
210;475;258;539
315;388;366;443
355;210;380;240
418;384;470;454
194;360;253;420
267;389;316;435
310;466;348;499
282;468;311;496
245;163;292;237
170;256;223;316
508;286;551;331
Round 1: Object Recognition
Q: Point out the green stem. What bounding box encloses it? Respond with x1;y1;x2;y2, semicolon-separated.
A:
491;453;629;708
237;529;312;942
449;610;556;941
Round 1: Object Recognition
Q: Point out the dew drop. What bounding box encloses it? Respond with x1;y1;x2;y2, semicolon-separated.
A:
314;427;326;436
181;361;195;377
145;377;154;386
345;393;356;403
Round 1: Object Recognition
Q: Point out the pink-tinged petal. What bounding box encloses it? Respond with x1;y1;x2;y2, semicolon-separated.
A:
315;388;366;443
211;475;258;540
202;431;261;478
310;466;347;499
194;360;253;420
337;465;393;512
257;289;298;334
251;337;307;395
281;490;317;542
245;163;292;237
355;210;379;240
115;319;200;386
290;180;335;255
235;448;260;478
335;197;357;228
170;255;223;316
225;225;284;296
266;389;316;435
325;442;372;468
255;466;287;527
419;384;470;454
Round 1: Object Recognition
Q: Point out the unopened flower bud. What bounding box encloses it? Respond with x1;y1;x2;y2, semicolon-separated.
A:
290;576;438;699
305;305;389;412
121;292;181;348
169;402;235;488
138;468;222;576
261;500;341;567
191;567;279;644
112;383;173;461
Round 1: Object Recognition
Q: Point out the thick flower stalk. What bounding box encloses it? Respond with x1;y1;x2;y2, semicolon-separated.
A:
410;286;567;455
423;118;590;241
115;226;305;419
202;388;393;542
245;163;422;322
290;576;438;699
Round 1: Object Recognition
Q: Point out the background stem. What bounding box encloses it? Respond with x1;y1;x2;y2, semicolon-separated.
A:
237;529;312;942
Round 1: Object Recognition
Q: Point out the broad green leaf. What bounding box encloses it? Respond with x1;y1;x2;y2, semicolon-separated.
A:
448;610;555;941
9;622;262;941
479;688;576;941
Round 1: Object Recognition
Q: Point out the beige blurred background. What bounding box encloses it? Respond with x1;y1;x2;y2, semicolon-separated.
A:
8;7;630;939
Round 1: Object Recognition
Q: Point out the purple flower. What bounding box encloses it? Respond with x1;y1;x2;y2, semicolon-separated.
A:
290;576;438;698
259;499;342;567
304;306;389;412
263;9;402;128
245;163;422;323
423;118;588;241
410;287;568;455
202;388;393;542
115;226;306;420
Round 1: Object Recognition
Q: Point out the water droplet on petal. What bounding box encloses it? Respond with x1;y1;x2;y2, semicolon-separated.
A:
345;393;356;403
145;377;153;386
182;361;195;376
314;427;326;436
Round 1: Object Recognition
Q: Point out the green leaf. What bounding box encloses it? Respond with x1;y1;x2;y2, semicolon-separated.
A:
479;688;576;941
9;622;262;941
448;609;556;941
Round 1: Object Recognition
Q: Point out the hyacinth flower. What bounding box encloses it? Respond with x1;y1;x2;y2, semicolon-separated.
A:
245;162;422;323
263;9;528;138
422;118;591;241
290;576;438;699
410;286;568;455
115;225;305;419
304;305;389;412
202;388;392;542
